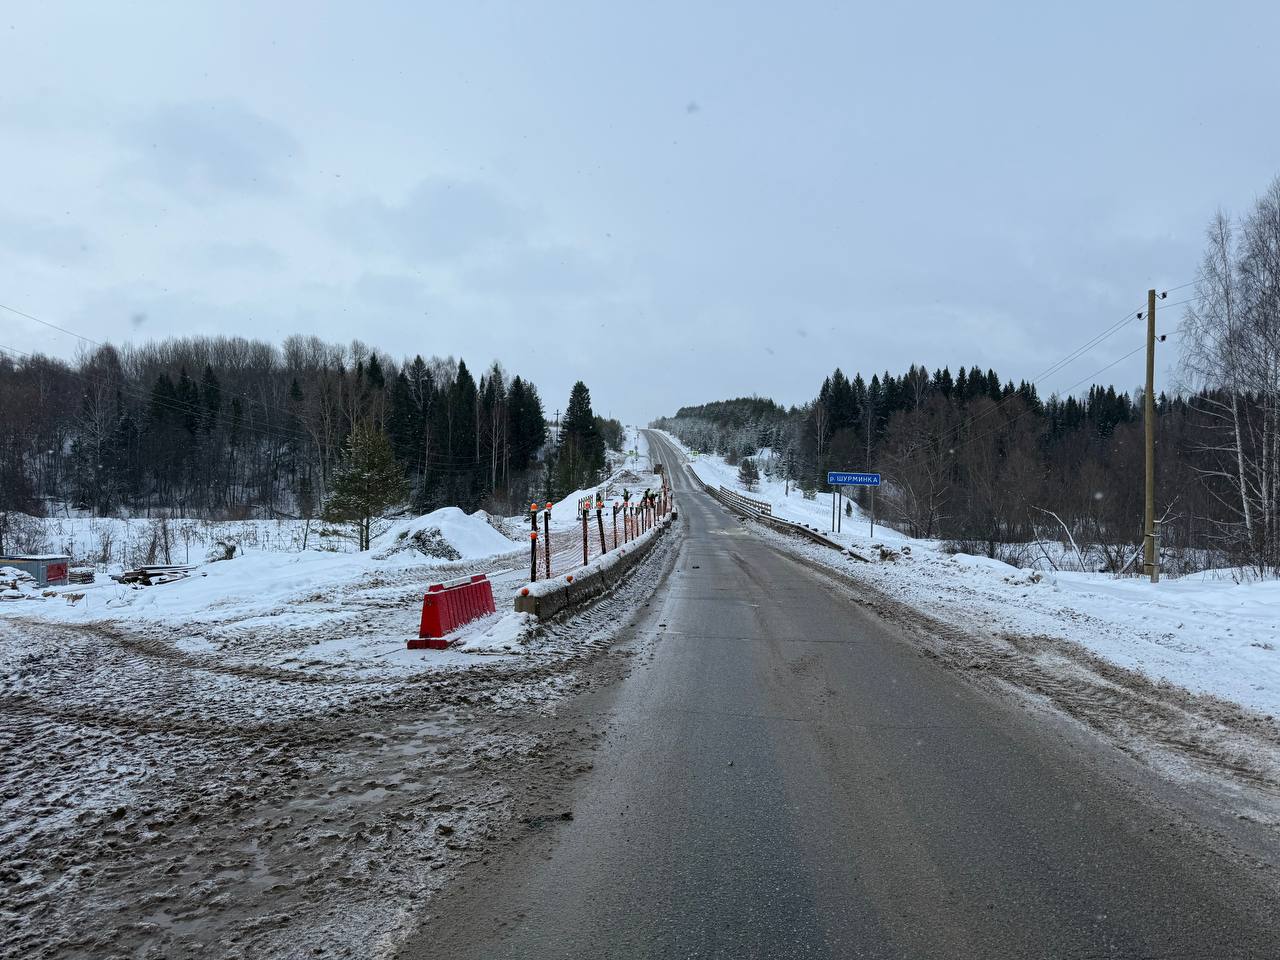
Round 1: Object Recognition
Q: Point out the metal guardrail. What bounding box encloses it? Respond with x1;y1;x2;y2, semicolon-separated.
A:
702;478;845;552
717;485;772;516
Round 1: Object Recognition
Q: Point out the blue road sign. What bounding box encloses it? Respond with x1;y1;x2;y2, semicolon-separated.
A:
827;471;880;486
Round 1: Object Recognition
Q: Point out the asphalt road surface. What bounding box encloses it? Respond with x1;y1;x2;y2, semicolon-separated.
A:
400;430;1280;959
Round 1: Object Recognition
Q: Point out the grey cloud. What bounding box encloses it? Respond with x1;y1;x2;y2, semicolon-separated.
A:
334;178;529;263
122;100;299;198
202;241;286;270
353;272;428;305
0;211;92;265
460;245;612;298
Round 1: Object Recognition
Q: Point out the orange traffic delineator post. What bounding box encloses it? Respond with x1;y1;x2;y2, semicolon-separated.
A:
529;503;539;582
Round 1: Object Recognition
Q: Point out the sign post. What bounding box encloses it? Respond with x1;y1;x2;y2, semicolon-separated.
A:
543;503;552;579
826;471;881;536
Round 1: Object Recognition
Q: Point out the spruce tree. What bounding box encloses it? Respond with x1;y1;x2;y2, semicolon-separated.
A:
443;360;479;507
322;425;408;550
200;364;221;431
554;381;605;495
176;367;199;435
366;354;385;390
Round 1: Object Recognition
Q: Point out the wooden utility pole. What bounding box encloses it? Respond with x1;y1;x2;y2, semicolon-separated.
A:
1144;288;1158;583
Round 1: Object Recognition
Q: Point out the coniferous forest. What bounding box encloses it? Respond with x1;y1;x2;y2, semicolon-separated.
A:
0;334;619;524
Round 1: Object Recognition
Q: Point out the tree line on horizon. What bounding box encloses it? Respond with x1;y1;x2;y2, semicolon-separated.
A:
655;370;1222;573
0;334;620;535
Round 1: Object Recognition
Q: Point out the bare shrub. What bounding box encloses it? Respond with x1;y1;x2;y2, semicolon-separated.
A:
145;519;173;565
207;538;238;562
93;525;115;565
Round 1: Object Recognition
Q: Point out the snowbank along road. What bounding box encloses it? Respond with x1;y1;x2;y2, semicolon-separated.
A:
397;429;1280;960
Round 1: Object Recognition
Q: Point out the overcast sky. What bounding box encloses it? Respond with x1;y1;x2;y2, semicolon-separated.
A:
3;2;1278;423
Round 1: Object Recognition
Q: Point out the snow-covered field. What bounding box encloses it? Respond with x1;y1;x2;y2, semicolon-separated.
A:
3;513;356;569
0;429;671;960
658;430;1280;719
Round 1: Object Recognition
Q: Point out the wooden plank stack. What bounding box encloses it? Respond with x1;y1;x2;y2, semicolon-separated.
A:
110;564;197;587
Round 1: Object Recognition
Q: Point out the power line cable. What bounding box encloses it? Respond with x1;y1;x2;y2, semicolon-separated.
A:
0;342;316;445
925;300;1145;453
0;299;453;438
0;299;554;458
922;342;1151;466
1160;276;1203;295
0;341;553;467
933;277;1197;452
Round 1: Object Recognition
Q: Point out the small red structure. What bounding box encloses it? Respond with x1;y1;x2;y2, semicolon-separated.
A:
409;574;496;650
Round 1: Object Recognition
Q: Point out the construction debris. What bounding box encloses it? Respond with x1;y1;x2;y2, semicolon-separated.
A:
110;564;198;587
1;565;38;596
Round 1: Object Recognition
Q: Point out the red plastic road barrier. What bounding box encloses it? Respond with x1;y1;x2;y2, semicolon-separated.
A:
409;574;496;650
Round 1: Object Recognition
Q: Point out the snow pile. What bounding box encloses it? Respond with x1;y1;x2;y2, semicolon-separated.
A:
452;611;539;654
1;565;38;600
376;506;518;561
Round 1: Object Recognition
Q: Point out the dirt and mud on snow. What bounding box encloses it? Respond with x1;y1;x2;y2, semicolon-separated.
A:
0;529;680;960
